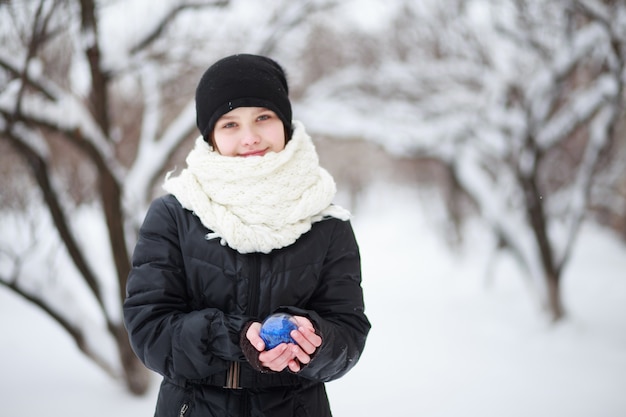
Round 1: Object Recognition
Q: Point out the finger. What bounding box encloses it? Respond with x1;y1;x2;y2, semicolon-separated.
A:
259;343;287;362
300;326;322;347
292;316;315;331
291;345;312;365
290;321;321;346
288;358;301;373
290;328;322;355
246;322;265;351
290;329;314;354
259;344;293;372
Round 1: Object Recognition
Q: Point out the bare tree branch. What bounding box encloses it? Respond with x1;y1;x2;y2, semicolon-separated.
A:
258;0;338;56
0;277;119;379
2;126;107;312
14;0;59;116
129;0;230;55
79;0;110;136
0;53;56;101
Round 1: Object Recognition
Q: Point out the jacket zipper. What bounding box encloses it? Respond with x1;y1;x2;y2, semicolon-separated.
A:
179;403;189;417
224;254;261;392
245;254;261;316
244;255;260;415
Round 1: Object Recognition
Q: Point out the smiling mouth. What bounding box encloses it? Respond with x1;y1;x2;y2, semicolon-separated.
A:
240;149;267;157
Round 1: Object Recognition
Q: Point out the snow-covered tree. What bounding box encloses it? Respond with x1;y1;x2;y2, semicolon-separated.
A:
299;0;626;321
0;0;338;395
1;0;624;400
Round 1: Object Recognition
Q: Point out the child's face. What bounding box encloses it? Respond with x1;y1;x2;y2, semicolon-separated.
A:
212;107;286;157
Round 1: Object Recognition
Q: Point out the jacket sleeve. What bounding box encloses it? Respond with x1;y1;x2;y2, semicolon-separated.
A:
279;219;371;382
123;197;250;381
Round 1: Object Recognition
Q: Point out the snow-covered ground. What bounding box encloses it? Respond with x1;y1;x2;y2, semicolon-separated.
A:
2;185;625;417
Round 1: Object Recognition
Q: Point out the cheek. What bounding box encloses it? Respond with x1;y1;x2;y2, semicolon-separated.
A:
213;135;237;156
269;125;286;148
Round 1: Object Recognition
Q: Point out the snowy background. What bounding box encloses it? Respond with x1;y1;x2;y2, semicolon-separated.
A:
1;1;626;416
2;184;625;417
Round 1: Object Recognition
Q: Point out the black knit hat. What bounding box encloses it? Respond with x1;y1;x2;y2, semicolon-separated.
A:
195;54;292;144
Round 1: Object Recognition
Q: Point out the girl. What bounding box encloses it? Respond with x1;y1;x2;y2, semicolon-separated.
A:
123;54;370;417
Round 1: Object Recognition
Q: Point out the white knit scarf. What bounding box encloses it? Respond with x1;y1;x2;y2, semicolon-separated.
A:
163;120;350;254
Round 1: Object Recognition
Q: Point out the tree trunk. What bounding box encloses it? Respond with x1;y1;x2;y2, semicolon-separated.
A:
111;322;152;395
518;144;567;321
545;272;565;322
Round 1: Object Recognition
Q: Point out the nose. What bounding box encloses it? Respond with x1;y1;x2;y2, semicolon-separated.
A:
241;125;261;146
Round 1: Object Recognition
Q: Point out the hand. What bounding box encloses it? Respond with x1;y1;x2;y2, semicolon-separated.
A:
287;316;322;371
245;321;295;372
245;316;322;372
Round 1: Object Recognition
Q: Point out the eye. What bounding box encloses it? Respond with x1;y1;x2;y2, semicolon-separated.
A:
221;121;237;129
257;114;271;121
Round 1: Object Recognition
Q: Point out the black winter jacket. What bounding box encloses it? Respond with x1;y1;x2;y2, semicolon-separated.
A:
123;195;370;417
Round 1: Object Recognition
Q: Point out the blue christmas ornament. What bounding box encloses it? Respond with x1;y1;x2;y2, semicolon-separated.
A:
260;313;298;349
